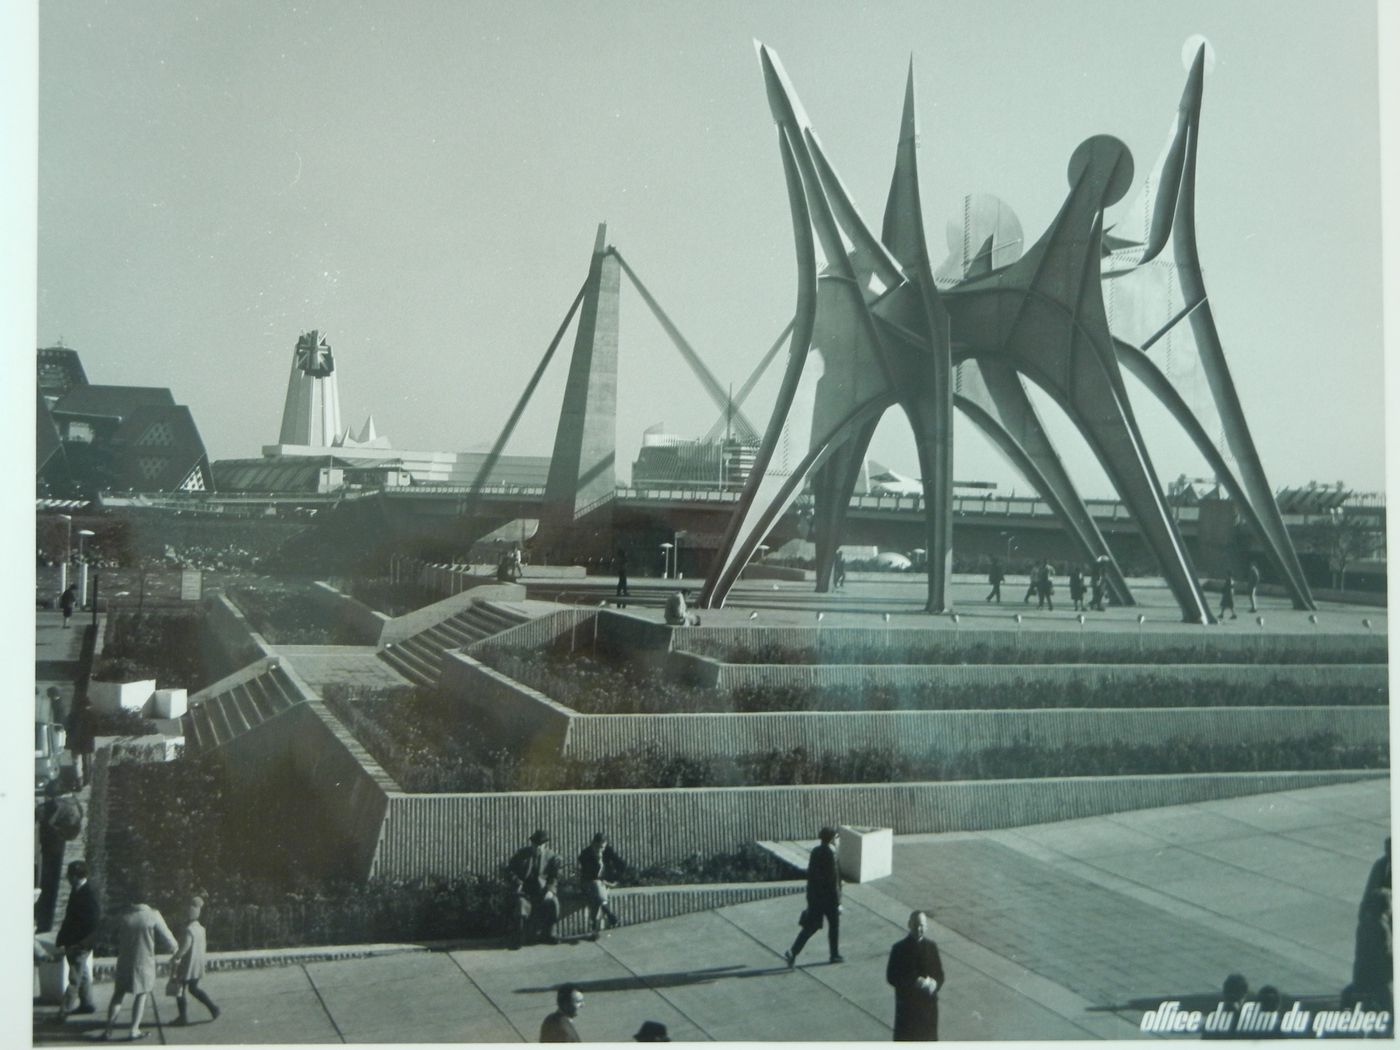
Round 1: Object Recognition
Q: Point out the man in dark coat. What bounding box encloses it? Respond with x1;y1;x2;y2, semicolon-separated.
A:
784;826;843;967
56;860;101;1017
887;910;945;1040
508;829;561;946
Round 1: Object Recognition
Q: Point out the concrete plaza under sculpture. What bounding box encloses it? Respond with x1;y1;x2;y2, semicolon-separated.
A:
699;42;1314;624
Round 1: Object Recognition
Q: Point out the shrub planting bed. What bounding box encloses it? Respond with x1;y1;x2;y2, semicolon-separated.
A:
683;639;1386;667
476;650;1385;715
97;753;793;949
227;580;364;645
327;686;1386;792
97;754;517;950
93;609;207;689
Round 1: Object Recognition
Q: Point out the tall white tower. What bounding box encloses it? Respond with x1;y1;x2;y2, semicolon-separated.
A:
277;330;342;447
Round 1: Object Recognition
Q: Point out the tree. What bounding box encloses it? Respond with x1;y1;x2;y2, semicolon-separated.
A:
1297;509;1380;591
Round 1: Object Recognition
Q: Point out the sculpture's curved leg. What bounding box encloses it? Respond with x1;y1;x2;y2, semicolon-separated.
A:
956;359;1133;605
700;127;819;608
1117;342;1314;609
812;418;878;592
1105;43;1311;609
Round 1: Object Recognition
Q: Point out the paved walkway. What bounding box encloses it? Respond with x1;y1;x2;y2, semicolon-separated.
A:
32;778;1388;1043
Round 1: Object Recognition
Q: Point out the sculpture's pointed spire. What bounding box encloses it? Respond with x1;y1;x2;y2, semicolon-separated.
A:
1105;42;1206;267
881;57;924;264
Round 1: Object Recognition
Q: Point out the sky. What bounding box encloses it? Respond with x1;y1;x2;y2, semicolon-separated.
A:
31;0;1389;496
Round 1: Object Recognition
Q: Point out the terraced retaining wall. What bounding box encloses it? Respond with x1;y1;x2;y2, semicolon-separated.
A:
441;652;1387;762
367;770;1385;879
203;593;275;672
675;625;1389;664
671;654;1391;695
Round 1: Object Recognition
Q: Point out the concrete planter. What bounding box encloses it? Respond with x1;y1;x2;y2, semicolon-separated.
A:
838;826;893;883
88;678;156;714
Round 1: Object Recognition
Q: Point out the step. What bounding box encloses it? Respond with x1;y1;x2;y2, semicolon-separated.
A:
380;646;436;687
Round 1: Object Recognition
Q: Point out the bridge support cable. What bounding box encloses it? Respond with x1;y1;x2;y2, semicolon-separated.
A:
701;318;795;443
611;250;760;443
458;280;589;521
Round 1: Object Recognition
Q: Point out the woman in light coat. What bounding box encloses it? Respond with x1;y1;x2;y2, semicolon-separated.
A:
103;902;177;1041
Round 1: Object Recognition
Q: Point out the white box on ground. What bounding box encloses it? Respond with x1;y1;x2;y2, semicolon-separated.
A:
150;688;188;719
838;825;893;883
36;945;67;1003
88;679;156;714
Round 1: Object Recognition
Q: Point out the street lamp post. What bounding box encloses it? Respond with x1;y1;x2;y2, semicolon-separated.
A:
77;529;95;608
659;542;674;580
56;514;72;595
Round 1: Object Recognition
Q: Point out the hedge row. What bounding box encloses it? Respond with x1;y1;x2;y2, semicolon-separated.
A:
226;581;363;645
684;639;1385;667
477;650;1385;715
329;688;1387;792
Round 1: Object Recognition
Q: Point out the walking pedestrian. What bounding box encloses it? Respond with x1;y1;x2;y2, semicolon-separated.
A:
66;695;95;789
986;560;1003;603
833;550;847;589
59;584;77;628
508;830;561;946
56;861;100;1019
783;826;843;967
1090;557;1108;611
169;898;221;1024
1247;562;1261;613
578;832;623;939
1219;573;1238;620
1036;561;1055;611
1069;567;1085;612
614;550;629;603
540;985;584;1042
887;910;945;1041
35;783;82;933
103;901;178;1042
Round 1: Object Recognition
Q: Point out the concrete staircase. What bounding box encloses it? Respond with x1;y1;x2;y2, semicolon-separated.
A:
378;601;531;687
181;660;304;753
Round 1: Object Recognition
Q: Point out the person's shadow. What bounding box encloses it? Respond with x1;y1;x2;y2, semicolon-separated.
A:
518;963;790;994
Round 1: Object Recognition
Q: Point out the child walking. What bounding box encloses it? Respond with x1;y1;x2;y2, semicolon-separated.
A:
168;898;220;1025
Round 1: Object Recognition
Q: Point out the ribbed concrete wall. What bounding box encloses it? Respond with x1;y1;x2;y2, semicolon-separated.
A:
217;689;398;882
439;652;572;755
555;882;802;939
203;594;275;675
369;771;1383;878
559;707;1388;763
688;659;1391;696
677;625;1388;664
309;581;390;646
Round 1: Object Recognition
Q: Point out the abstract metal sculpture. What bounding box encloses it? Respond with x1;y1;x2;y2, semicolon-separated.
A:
700;42;1312;623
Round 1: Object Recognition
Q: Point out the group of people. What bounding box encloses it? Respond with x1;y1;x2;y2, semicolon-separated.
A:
782;826;946;1040
1216;562;1262;621
1200;836;1392;1039
508;830;625;948
985;557;1111;612
540;985;670;1042
535;825;946;1041
39;864;221;1040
